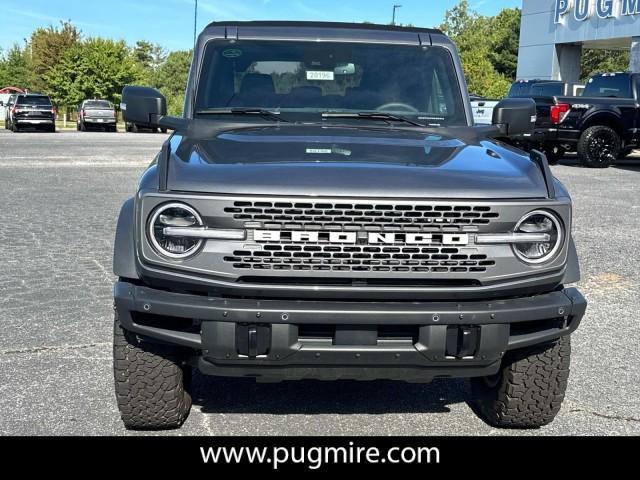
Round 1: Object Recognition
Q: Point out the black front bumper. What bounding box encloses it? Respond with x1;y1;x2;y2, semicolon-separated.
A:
114;281;586;382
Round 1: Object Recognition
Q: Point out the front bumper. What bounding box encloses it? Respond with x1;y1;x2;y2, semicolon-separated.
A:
114;281;586;382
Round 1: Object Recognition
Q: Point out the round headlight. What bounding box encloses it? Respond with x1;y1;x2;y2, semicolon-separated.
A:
148;203;203;259
513;210;563;264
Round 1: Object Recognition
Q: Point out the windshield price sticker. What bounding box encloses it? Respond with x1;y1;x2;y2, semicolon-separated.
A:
306;71;335;81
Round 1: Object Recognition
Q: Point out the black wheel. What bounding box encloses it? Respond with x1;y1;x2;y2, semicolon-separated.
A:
113;314;192;430
80;121;87;132
543;145;566;165
11;122;19;133
110;125;118;133
577;125;621;168
131;123;139;133
160;128;168;134
469;336;571;429
618;148;633;160
49;124;56;133
76;122;81;131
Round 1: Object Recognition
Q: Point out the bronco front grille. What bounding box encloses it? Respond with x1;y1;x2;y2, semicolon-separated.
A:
224;245;496;274
224;201;499;231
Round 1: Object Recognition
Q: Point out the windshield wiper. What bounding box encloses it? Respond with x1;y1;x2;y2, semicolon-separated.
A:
322;112;425;127
196;108;289;122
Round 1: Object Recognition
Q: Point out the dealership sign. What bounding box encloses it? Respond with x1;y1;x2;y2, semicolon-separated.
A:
555;0;640;23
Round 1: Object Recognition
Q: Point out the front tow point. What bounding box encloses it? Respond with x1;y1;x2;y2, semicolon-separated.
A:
236;324;271;358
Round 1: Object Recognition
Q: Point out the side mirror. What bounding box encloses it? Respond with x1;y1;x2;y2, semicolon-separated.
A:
121;86;188;131
492;98;536;137
0;101;4;107
121;86;167;127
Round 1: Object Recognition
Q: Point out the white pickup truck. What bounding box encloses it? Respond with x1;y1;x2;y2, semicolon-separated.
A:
470;95;500;125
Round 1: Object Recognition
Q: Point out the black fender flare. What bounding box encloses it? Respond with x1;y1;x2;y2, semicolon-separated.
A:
579;110;623;134
113;198;139;280
562;237;581;285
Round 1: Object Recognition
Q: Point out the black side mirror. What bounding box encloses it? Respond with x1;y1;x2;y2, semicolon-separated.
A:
121;86;188;131
0;101;4;107
492;98;536;137
121;86;167;126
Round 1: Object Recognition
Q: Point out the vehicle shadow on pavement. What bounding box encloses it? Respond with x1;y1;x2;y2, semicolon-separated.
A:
612;159;640;172
553;155;640;170
192;372;467;415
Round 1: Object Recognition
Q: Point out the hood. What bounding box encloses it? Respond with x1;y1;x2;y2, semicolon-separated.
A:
166;124;548;199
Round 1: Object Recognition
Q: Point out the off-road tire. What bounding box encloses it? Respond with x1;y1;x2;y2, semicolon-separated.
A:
577;125;620;168
470;336;570;429
113;314;192;430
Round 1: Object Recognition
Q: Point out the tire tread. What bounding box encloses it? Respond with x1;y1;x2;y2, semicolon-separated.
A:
471;336;571;429
113;315;191;430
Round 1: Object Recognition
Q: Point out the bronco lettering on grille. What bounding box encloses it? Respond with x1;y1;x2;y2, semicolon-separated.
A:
254;230;469;246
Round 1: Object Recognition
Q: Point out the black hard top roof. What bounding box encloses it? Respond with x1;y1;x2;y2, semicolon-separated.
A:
204;20;442;35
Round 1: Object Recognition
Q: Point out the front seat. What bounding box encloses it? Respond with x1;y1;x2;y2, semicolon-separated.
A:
234;73;276;107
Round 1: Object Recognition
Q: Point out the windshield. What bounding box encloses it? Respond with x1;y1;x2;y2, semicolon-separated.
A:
583;74;631;98
17;96;51;106
84;100;112;109
195;41;467;126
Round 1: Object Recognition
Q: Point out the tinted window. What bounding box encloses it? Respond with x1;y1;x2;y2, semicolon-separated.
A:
84;100;113;109
16;95;52;106
583;75;631;98
196;41;467;126
508;82;531;97
530;83;564;97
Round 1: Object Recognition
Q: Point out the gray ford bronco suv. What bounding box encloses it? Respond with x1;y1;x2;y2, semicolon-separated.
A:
114;21;586;430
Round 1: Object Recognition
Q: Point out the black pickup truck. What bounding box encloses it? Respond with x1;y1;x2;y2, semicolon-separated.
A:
522;73;639;167
113;21;585;431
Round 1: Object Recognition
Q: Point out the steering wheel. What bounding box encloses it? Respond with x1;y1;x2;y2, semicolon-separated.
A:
376;102;419;113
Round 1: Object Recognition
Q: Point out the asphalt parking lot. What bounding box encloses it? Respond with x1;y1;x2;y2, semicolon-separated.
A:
0;130;638;436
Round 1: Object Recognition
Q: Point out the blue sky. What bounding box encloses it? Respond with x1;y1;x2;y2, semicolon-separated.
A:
1;0;521;52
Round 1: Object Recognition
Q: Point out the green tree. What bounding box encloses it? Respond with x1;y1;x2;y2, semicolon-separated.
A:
440;0;511;98
581;49;630;80
133;40;167;71
152;50;192;116
46;38;143;110
29;21;81;92
489;8;521;80
0;44;32;90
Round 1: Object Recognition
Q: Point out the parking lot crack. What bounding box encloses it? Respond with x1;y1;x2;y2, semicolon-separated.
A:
567;403;640;423
1;342;110;355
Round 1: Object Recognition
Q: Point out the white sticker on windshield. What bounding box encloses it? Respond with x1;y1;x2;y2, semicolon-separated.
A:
306;148;333;154
306;71;335;81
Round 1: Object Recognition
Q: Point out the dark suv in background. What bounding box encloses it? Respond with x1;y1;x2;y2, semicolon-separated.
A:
4;93;56;132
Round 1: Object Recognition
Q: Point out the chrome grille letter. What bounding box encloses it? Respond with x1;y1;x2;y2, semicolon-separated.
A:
329;232;357;244
405;234;434;244
368;233;396;244
254;230;281;241
442;234;469;245
292;231;319;242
